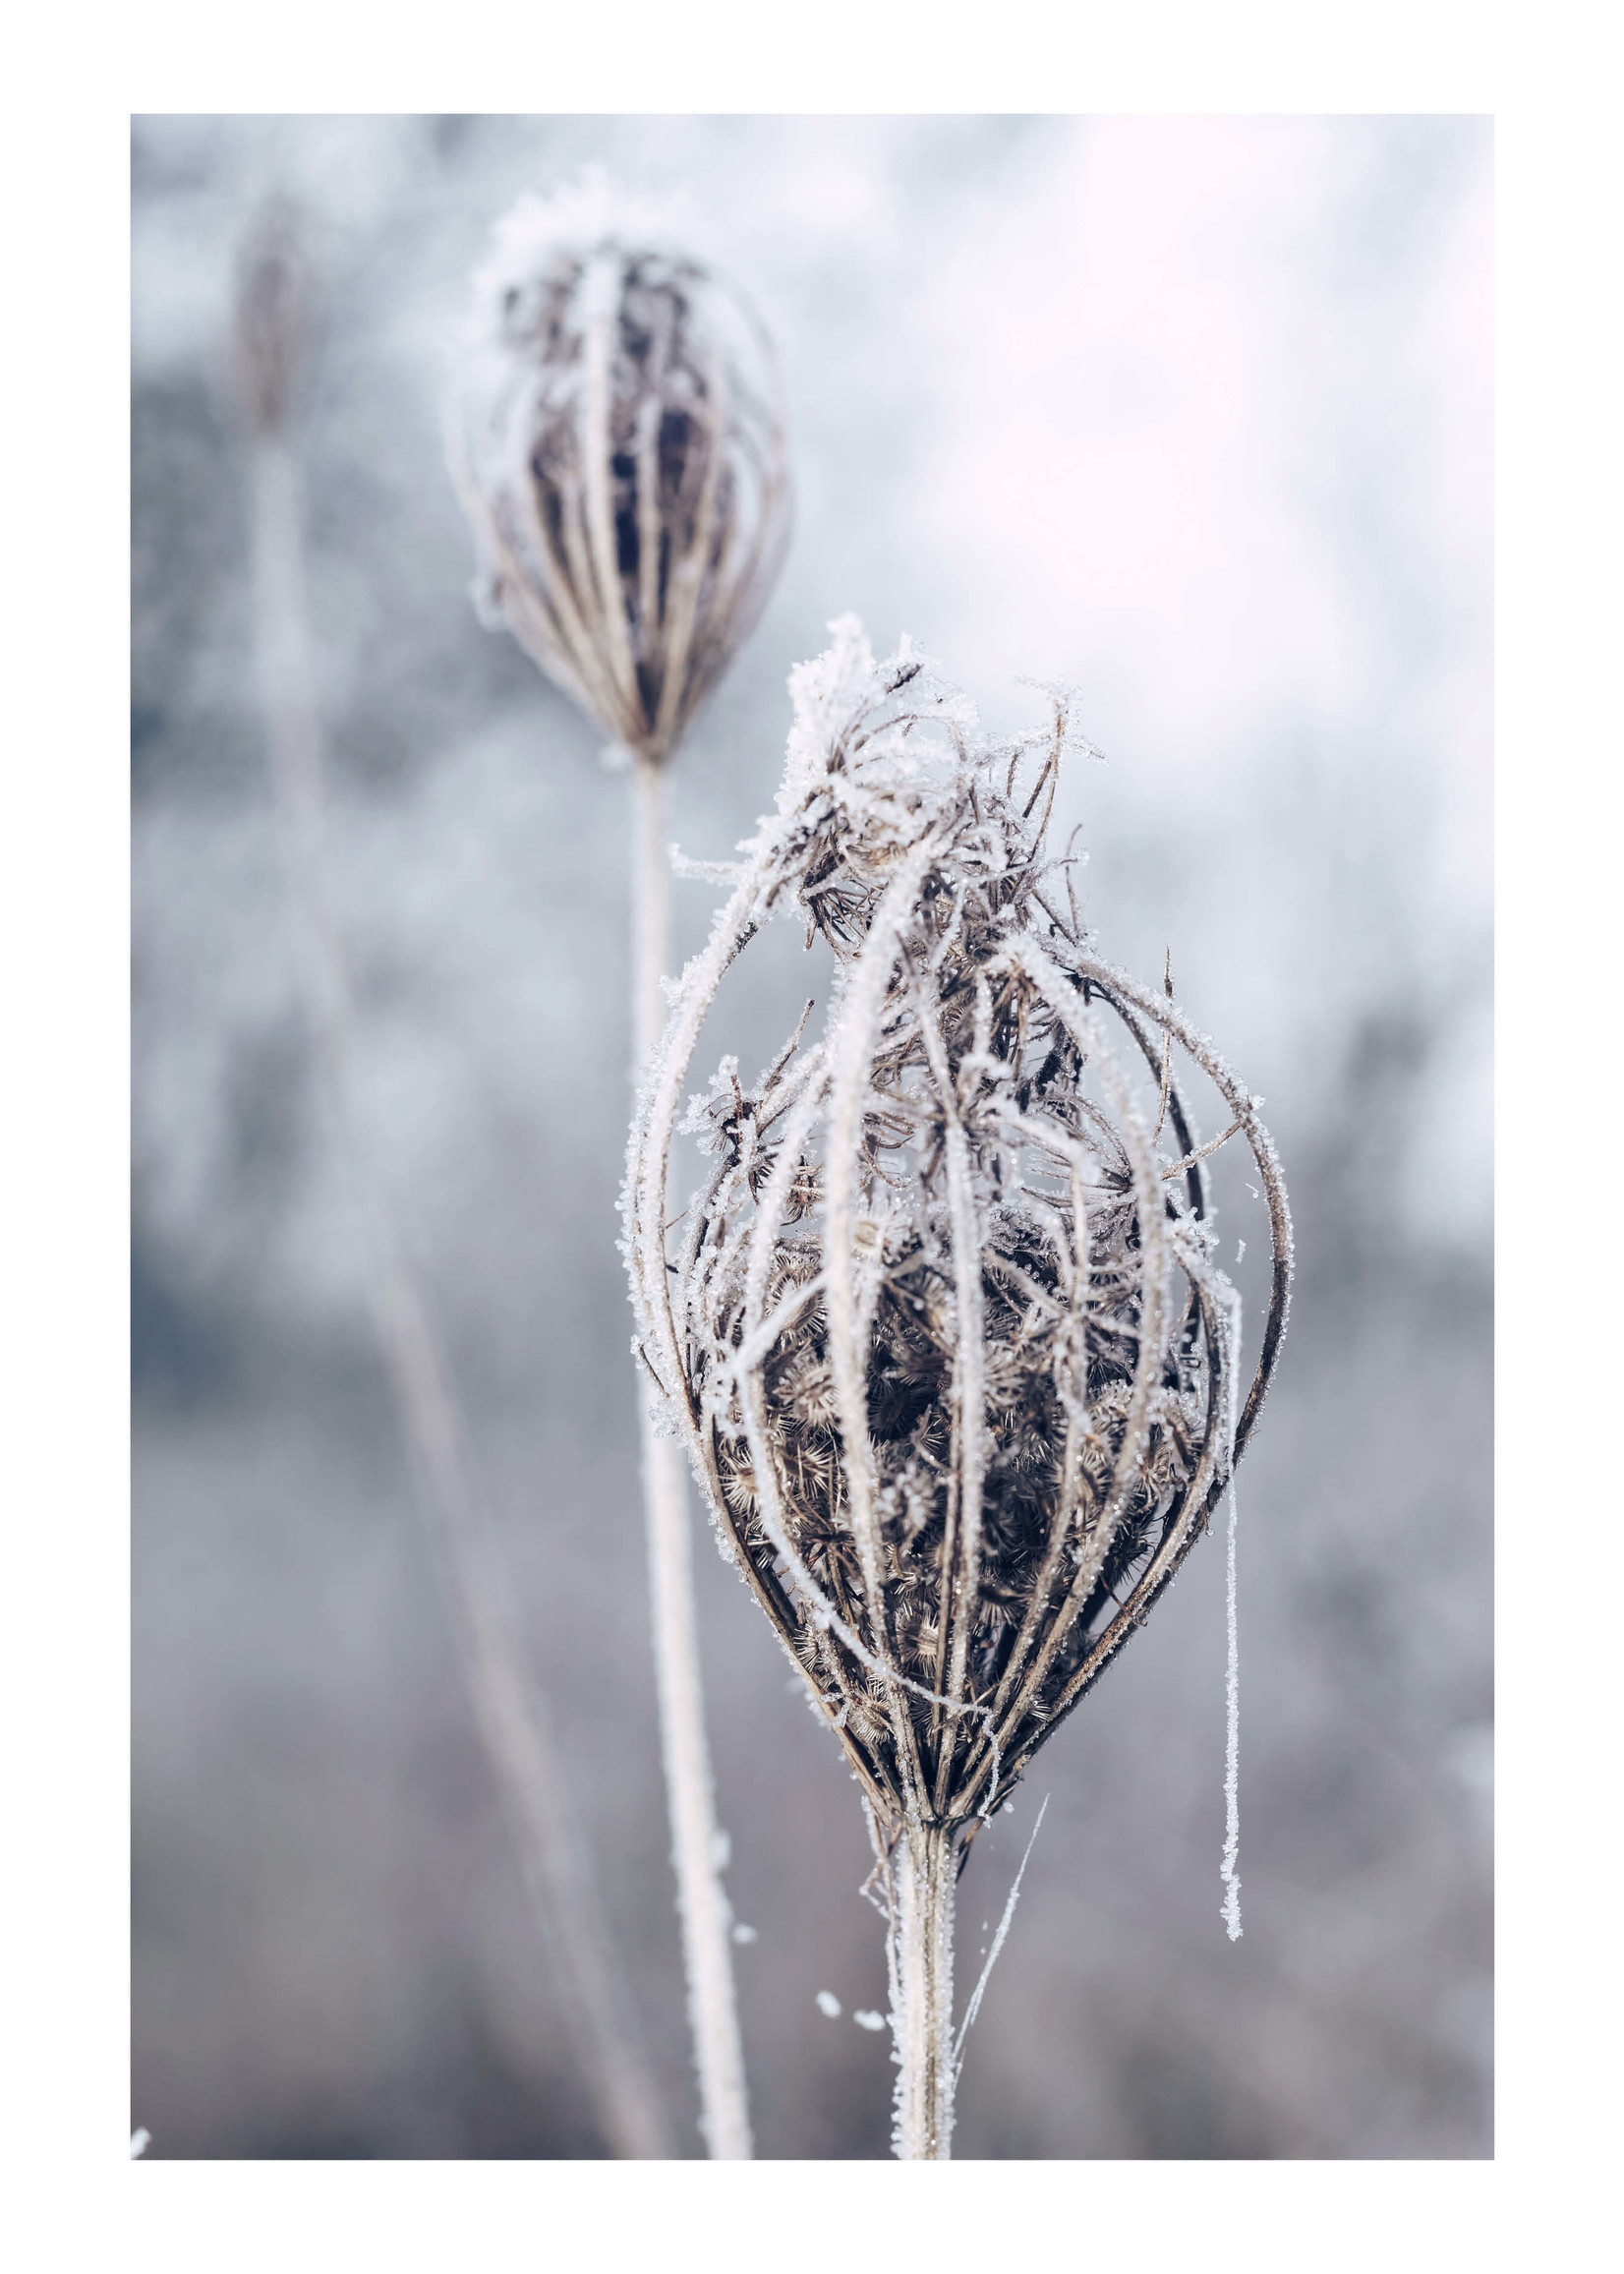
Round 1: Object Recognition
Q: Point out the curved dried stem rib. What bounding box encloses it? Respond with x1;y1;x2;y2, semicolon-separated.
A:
581;259;642;722
908;982;986;1812
652;347;726;753
823;833;947;1815
953;943;1170;1805
976;1110;1094;1730
725;1059;934;1813
1073;951;1295;1461
982;1280;1234;1805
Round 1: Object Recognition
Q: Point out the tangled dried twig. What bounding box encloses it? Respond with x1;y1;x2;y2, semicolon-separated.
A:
624;617;1293;2157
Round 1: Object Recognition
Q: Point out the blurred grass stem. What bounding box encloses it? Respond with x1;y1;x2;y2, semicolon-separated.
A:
247;421;672;2161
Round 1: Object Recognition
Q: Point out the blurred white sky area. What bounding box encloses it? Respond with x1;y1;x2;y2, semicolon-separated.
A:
133;113;1490;1256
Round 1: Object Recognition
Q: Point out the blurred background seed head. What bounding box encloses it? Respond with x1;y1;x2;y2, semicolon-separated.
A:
447;173;791;763
133;113;1491;2160
231;196;316;440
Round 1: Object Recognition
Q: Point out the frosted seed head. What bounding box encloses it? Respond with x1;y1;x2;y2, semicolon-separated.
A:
625;615;1293;1857
448;175;791;765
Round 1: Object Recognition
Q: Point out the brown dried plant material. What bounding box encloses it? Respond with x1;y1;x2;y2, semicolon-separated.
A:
448;181;791;765
624;618;1294;2156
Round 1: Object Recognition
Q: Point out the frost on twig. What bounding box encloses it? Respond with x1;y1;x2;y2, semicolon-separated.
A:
623;617;1294;2152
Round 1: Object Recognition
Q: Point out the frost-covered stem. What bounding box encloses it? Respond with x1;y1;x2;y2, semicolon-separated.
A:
250;437;671;2162
631;755;670;1075
892;1823;957;2160
631;753;753;2159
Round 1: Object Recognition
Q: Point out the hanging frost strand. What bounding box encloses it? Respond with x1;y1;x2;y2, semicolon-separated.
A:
1222;1475;1244;1939
1220;1294;1245;1940
622;617;1294;2157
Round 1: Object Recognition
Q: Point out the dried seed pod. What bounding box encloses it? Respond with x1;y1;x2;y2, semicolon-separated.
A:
627;617;1292;1831
448;180;791;763
624;619;1293;2153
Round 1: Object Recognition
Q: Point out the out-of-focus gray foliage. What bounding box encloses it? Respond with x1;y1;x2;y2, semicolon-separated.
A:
132;113;1490;2159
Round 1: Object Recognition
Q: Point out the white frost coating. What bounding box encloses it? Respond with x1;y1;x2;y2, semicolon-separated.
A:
890;1828;957;2159
821;833;946;1805
954;1795;1050;2076
468;170;695;313
1221;1475;1244;1942
816;1990;842;2018
633;758;752;2158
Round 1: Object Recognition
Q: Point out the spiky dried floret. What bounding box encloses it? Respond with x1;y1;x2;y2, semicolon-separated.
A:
448;180;791;762
624;618;1293;1838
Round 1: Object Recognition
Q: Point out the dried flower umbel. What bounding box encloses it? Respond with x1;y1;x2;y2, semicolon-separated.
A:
447;181;790;766
625;619;1293;2158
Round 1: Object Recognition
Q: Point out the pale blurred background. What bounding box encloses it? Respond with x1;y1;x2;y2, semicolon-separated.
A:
131;113;1491;2158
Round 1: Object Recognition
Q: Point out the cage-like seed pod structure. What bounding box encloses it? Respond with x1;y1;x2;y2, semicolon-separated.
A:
625;618;1293;2157
448;183;791;764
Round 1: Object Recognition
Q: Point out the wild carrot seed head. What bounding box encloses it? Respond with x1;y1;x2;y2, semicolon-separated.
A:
625;619;1292;1837
448;177;791;764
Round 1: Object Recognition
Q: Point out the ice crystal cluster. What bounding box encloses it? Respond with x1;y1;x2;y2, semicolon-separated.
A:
625;618;1293;1846
447;178;791;763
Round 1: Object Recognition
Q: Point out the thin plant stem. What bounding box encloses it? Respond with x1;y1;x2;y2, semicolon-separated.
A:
631;753;753;2159
249;434;672;2161
891;1823;957;2160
